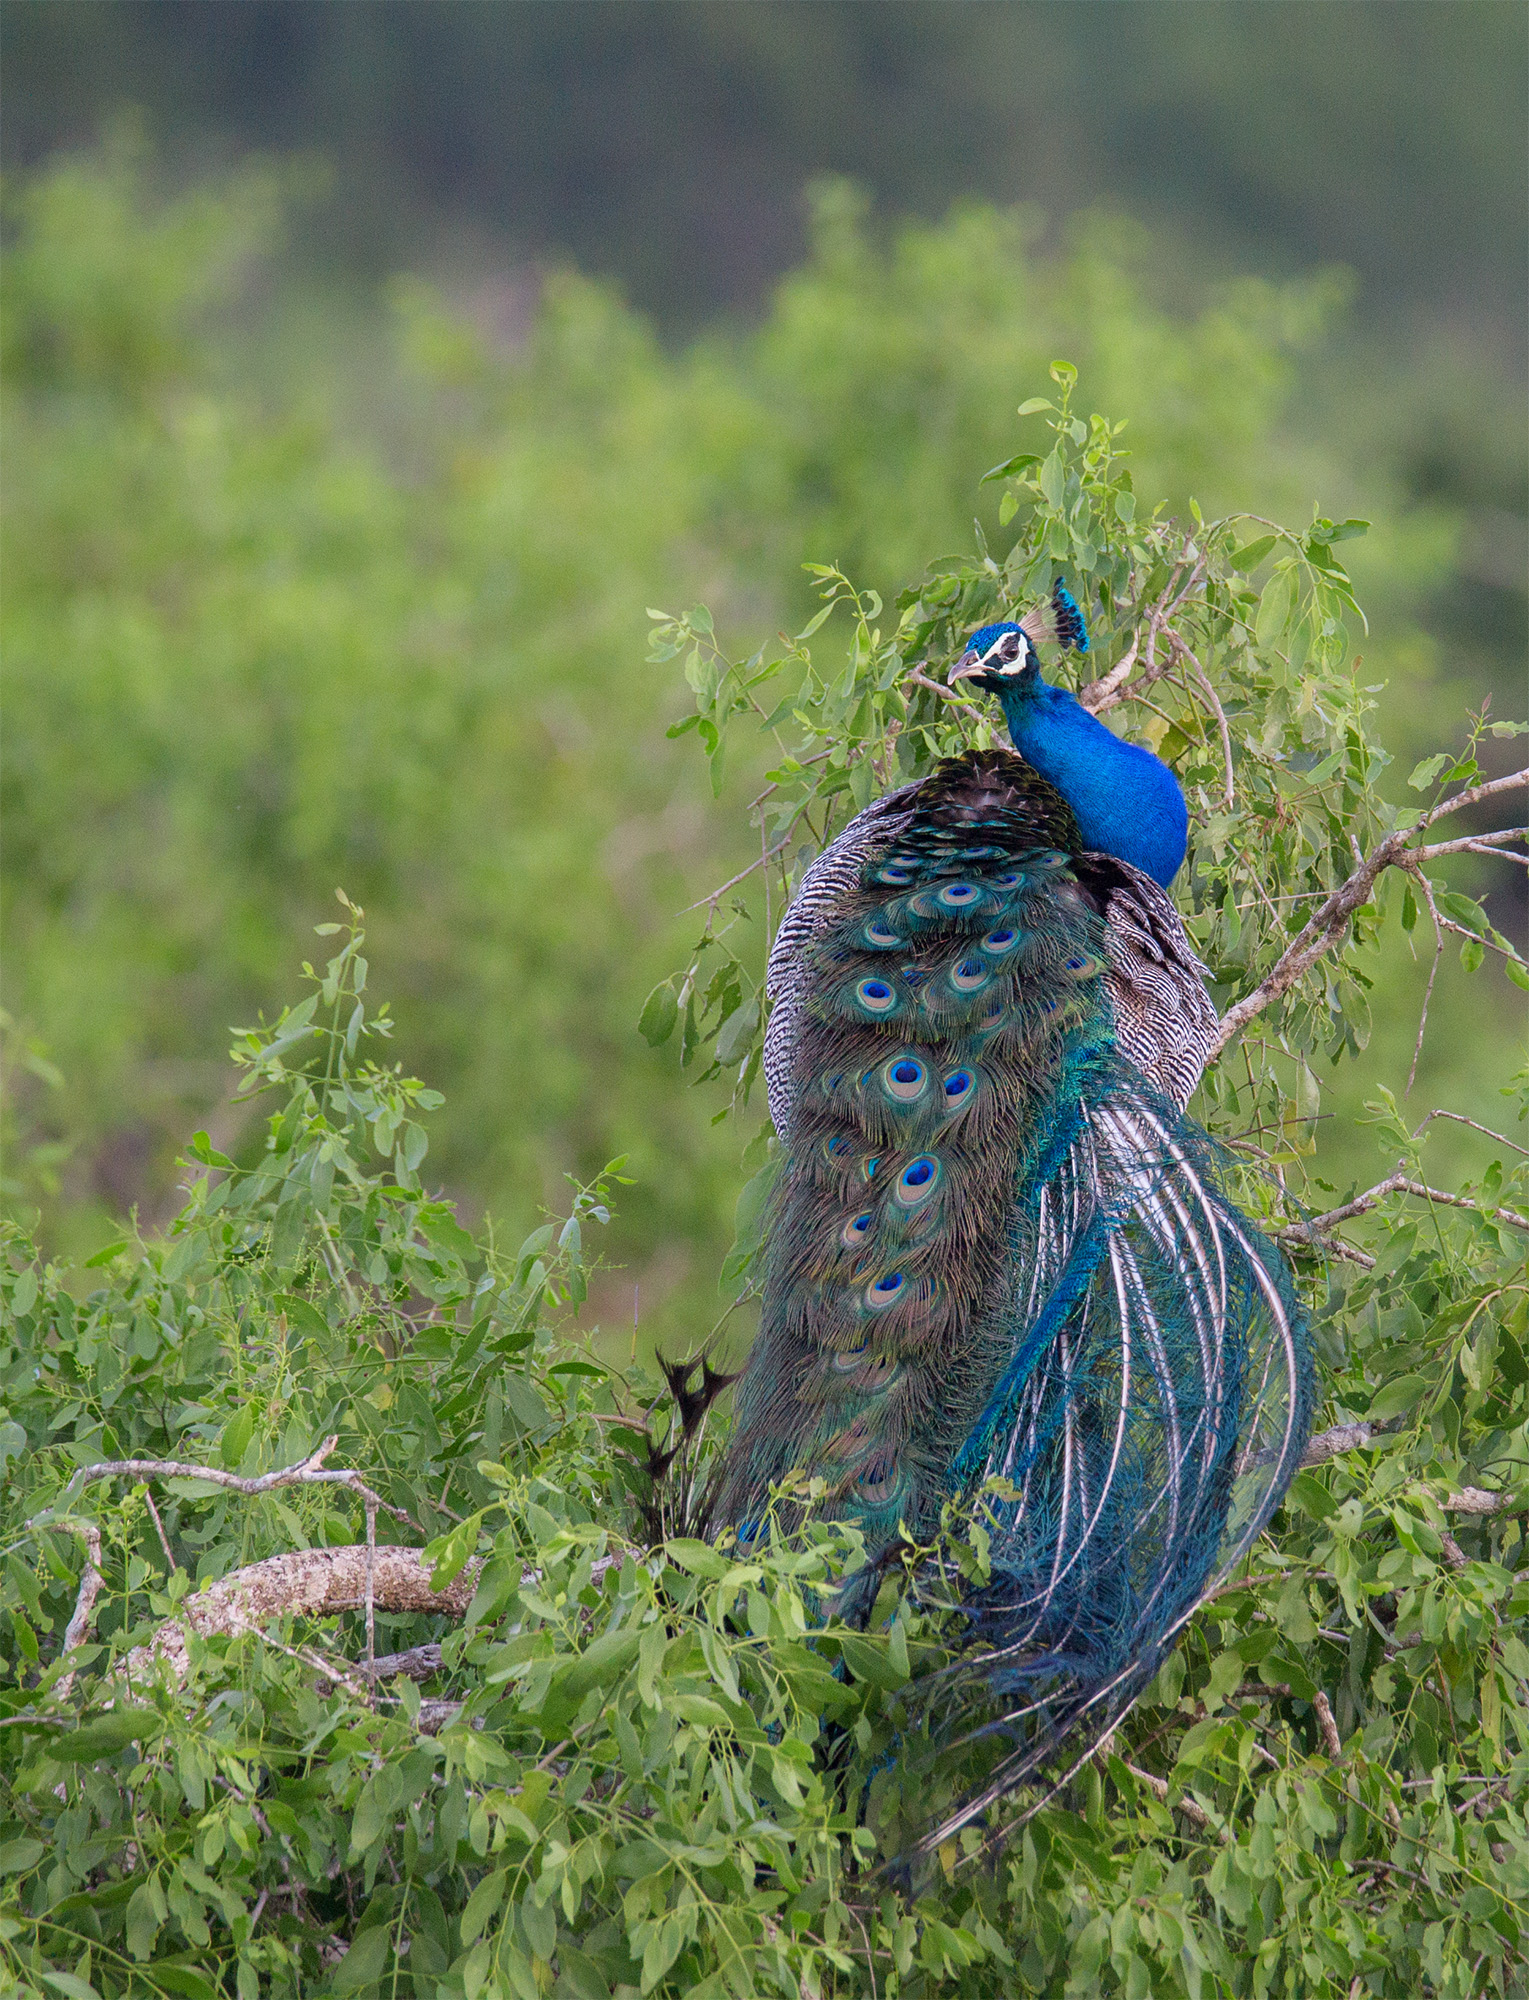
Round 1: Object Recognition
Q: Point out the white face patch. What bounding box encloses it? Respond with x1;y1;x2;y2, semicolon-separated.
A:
983;631;1029;676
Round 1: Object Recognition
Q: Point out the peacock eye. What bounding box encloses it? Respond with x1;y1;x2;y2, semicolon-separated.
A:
855;1452;900;1502
882;1056;927;1102
895;1156;941;1207
841;1211;873;1247
865;1271;906;1308
855;977;898;1015
936;881;979;908
981;927;1018;955
943;1068;975;1106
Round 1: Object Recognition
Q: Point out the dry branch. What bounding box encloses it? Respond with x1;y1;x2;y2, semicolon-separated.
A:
1301;1174;1529;1239
35;1436;414;1529
123;1545;482;1684
1311;1690;1343;1761
1210;766;1527;1060
1444;1487;1525;1518
1301;1423;1383;1467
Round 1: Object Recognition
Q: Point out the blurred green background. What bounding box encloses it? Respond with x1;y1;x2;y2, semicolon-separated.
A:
2;1;1524;1355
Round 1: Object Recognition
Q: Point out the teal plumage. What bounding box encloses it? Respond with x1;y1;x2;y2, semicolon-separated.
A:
710;586;1313;1845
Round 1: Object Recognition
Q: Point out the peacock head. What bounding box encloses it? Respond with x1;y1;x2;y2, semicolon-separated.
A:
949;621;1035;691
949;577;1089;693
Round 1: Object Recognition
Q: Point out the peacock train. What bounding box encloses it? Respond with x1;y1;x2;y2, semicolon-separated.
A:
706;578;1314;1849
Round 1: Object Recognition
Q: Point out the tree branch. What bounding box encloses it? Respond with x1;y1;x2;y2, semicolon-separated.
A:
34;1437;415;1530
123;1545;483;1684
1210;767;1527;1059
1301;1173;1528;1237
1301;1423;1381;1467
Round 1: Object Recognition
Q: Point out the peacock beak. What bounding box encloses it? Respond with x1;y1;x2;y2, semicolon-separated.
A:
949;649;984;683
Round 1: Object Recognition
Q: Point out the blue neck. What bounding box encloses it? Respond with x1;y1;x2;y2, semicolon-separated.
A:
995;674;1189;886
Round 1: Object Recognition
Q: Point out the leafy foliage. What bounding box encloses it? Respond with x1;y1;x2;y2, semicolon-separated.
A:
4;351;1528;1996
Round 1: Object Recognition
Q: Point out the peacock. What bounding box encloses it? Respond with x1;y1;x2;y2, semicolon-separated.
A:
709;578;1313;1848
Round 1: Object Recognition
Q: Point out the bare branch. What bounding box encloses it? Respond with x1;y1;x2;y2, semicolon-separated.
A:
1444;1487;1524;1517
1410;827;1527;864
1301;1423;1381;1467
55;1521;104;1699
1411;1109;1529;1158
1418;768;1529;828
1211;767;1527;1060
1312;1690;1343;1761
123;1544;483;1684
1278;1228;1376;1270
33;1437;415;1531
1302;1173;1528;1237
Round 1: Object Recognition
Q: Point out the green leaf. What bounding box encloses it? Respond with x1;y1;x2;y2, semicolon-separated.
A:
1408;753;1450;792
52;1707;165;1761
460;1867;509;1946
152;1967;220;2000
981;452;1041;484
0;1838;44;1875
1369;1374;1429;1421
330;1926;392;1994
219;1404;256;1470
837;1631;908;1690
41;1975;101;2000
1228;534;1277;573
664;1538;732;1580
714;998;759;1066
188;1130;236;1169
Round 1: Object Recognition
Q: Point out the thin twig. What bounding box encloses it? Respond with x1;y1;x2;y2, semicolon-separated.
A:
1412;1109;1529;1157
1173;636;1235;808
1407;874;1446;1095
677;836;793;916
142;1488;179;1576
364;1499;377;1679
906;665;987;723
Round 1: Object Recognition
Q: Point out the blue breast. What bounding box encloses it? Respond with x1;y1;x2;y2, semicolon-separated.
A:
996;678;1189;886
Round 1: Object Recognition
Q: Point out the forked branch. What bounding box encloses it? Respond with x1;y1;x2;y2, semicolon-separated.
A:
1211;767;1527;1059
